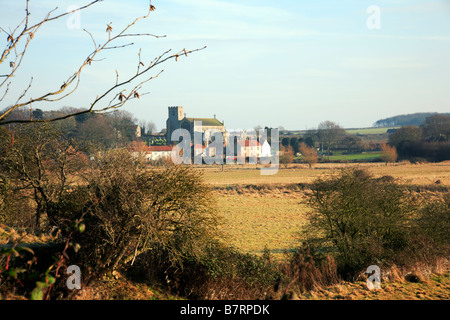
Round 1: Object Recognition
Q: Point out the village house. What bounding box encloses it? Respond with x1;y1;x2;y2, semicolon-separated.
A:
260;139;272;158
147;145;173;161
127;142;172;162
237;139;261;159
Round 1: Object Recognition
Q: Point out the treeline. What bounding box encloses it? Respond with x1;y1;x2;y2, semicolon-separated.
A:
278;121;380;157
388;114;450;162
374;112;450;128
1;107;161;150
276;114;450;163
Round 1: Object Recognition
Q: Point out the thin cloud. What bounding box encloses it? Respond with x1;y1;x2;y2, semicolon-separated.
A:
380;1;450;15
341;56;427;70
168;0;294;21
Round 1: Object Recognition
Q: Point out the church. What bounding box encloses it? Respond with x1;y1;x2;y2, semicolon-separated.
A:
165;106;226;147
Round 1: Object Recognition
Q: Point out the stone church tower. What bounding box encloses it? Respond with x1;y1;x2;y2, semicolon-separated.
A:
165;106;226;147
166;106;184;143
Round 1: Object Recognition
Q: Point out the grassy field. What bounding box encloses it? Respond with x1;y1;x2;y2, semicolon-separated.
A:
214;192;309;256
297;272;450;300
285;127;399;136
345;127;399;135
201;161;450;187
205;161;450;257
203;161;450;300
325;152;382;161
3;160;448;301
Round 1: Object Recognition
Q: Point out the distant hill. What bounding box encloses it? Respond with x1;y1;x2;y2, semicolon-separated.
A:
374;112;450;128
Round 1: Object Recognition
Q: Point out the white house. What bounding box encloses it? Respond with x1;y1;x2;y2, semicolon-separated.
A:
260;140;272;158
148;145;173;161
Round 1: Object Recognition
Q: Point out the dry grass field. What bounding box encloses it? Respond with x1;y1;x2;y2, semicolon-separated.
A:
204;161;450;300
296;272;450;300
201;161;450;187
214;192;309;256
204;161;450;257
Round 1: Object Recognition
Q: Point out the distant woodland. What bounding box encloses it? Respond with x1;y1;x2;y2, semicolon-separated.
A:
374;112;450;128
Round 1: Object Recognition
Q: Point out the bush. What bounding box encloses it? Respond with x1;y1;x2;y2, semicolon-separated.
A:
304;168;417;279
0;123;88;229
129;241;281;299
415;193;450;249
0;143;227;299
70;149;220;276
303;168;450;281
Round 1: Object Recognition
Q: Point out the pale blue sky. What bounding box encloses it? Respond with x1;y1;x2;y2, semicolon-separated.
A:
1;0;450;131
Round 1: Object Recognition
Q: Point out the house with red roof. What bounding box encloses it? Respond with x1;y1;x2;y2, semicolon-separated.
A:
147;145;173;161
128;142;172;162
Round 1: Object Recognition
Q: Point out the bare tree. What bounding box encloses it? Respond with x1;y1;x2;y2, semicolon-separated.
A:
380;142;398;166
146;121;157;134
279;145;294;169
317;121;346;156
139;120;157;135
299;142;317;169
253;125;262;133
0;1;205;125
0;123;88;228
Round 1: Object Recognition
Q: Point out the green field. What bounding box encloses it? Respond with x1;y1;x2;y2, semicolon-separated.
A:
345;127;399;135
294;151;382;162
283;127;398;136
325;152;382;161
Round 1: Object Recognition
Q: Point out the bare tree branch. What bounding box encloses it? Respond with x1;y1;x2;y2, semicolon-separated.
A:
0;0;205;125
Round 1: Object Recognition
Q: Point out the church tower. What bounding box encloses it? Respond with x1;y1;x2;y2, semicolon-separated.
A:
166;106;184;144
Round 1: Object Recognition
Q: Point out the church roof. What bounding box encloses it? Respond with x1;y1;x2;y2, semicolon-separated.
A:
184;117;224;127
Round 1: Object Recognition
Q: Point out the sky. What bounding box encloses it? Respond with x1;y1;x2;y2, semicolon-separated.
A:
1;0;450;131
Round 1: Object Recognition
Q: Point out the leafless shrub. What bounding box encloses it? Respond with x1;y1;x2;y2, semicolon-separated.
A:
71;149;220;276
